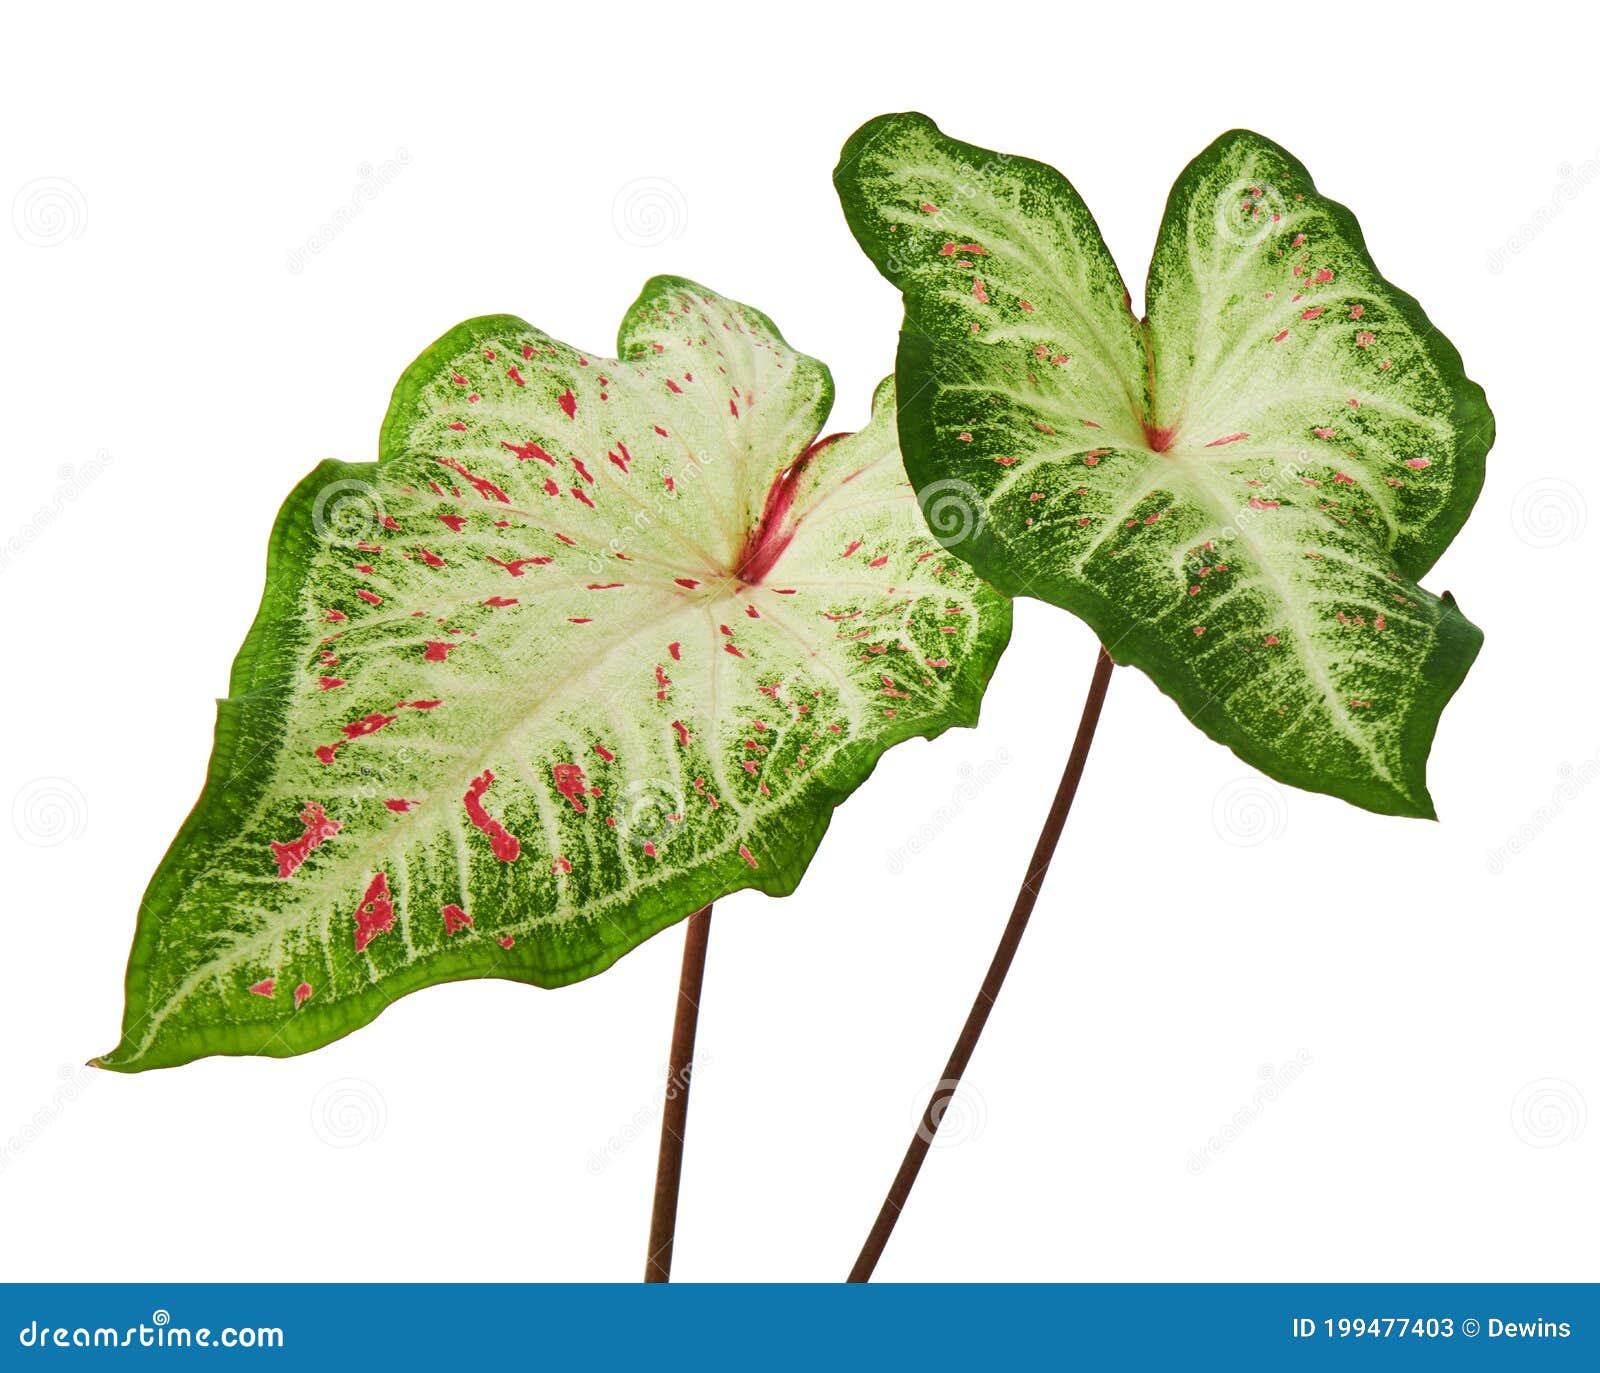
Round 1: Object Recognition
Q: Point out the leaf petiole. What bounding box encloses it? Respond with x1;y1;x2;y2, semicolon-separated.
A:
848;647;1114;1281
645;903;714;1282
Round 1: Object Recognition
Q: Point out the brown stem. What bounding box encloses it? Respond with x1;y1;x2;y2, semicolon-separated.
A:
644;902;714;1282
847;645;1115;1282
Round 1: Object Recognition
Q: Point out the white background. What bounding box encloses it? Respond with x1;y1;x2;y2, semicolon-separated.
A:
1;2;1592;1283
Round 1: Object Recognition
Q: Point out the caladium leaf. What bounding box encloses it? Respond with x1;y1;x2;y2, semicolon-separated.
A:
100;277;1011;1072
836;114;1491;818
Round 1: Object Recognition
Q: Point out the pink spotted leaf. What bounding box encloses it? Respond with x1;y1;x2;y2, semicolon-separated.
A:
836;116;1492;818
99;278;1011;1071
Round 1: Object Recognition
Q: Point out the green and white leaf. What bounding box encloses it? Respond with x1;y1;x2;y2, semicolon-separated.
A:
836;114;1491;818
102;277;1010;1072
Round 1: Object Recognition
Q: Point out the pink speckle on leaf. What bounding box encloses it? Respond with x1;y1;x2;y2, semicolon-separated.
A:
353;872;395;952
463;770;521;861
502;438;555;466
249;979;275;998
486;555;552;577
271;802;341;879
436;456;508;505
552;762;590;814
